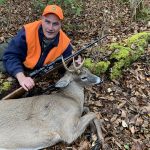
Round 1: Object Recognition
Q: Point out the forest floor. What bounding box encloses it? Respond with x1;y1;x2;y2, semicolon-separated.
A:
0;0;150;150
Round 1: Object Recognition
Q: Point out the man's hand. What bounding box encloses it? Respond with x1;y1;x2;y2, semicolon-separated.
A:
15;72;35;91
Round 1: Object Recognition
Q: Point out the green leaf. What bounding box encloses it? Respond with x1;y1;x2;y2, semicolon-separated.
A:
124;144;130;150
0;0;6;5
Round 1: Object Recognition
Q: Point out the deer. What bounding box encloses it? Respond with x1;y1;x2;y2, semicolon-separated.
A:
0;57;104;150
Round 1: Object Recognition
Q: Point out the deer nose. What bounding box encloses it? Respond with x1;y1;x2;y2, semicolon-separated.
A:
95;77;103;84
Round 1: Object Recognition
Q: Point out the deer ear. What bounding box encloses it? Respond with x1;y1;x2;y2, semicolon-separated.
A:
55;75;71;88
55;80;70;88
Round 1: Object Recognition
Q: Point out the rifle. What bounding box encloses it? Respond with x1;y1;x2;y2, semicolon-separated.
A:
2;35;107;100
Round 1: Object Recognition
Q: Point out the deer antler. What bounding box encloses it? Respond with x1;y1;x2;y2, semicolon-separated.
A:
62;56;75;72
62;56;85;73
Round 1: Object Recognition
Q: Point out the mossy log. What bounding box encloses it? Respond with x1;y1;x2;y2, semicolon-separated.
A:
84;31;150;80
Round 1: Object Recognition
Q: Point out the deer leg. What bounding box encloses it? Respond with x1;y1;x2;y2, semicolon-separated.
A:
82;109;104;144
83;107;96;133
66;112;97;144
93;119;104;145
83;106;90;113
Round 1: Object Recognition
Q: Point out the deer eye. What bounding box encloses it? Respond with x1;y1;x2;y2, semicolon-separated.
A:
81;76;87;81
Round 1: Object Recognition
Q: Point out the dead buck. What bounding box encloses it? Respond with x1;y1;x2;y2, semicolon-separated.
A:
0;57;104;150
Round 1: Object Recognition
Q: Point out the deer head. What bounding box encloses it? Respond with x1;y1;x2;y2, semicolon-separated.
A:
55;56;102;88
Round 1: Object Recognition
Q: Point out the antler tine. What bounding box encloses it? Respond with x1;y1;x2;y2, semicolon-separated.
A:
73;57;85;70
61;56;75;73
72;57;76;69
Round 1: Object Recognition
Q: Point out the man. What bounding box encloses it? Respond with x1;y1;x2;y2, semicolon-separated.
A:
3;5;73;91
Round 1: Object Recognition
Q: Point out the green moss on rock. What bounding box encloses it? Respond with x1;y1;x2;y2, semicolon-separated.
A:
127;32;150;48
84;32;149;80
84;58;95;69
110;45;131;60
95;61;110;75
0;81;12;93
109;43;124;50
110;60;126;79
108;32;150;79
84;58;110;75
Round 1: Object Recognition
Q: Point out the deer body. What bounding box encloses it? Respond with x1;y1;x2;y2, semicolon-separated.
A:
0;67;103;150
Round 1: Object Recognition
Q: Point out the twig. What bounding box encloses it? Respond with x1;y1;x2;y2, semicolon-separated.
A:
7;0;12;28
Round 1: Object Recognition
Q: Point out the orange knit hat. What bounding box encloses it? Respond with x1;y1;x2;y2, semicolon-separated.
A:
42;5;64;20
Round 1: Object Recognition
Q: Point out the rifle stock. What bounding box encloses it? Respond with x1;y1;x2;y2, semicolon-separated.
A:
2;35;107;100
2;87;25;100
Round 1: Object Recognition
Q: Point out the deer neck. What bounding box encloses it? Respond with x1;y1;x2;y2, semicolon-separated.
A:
61;81;84;106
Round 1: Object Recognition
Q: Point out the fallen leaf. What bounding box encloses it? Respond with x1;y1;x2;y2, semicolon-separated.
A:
122;120;128;128
78;141;90;150
117;101;127;109
135;117;144;126
91;134;98;147
114;139;122;149
94;101;103;107
131;139;143;150
124;144;130;150
121;109;127;118
140;103;150;114
110;114;118;122
129;125;135;134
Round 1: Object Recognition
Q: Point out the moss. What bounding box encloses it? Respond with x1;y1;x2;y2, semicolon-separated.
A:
95;61;110;75
84;58;95;70
108;32;150;79
84;58;110;75
129;46;144;62
110;60;125;80
0;81;12;93
110;45;131;60
127;32;150;48
109;43;124;50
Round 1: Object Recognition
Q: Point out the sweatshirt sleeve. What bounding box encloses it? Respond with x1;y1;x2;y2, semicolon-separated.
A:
3;28;27;77
62;43;73;58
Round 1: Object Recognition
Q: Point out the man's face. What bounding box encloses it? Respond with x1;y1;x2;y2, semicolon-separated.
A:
41;14;61;39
